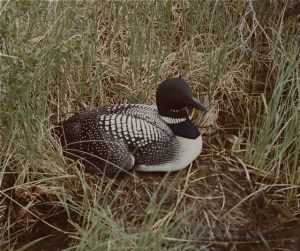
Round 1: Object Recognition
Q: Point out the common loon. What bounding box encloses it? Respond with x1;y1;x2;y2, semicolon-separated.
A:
54;77;208;176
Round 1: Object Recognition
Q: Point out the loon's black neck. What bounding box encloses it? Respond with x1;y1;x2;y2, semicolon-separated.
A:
159;109;200;139
168;119;200;139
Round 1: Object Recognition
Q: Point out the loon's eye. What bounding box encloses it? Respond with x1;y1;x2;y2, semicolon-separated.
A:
172;90;182;98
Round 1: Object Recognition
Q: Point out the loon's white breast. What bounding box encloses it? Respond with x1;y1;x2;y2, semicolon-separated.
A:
135;135;203;172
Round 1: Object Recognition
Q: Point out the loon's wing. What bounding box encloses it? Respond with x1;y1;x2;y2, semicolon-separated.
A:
53;104;175;175
90;107;177;167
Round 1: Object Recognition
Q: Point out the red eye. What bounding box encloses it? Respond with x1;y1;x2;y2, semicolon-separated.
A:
172;90;181;98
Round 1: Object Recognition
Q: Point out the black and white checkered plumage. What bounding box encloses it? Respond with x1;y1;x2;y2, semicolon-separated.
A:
54;78;208;176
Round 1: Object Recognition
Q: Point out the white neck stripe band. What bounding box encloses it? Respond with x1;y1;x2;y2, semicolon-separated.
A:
160;116;187;124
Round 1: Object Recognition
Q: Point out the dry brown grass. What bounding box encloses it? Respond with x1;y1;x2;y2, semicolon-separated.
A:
1;1;300;250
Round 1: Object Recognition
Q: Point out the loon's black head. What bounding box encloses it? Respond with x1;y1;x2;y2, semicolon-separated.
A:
156;77;208;116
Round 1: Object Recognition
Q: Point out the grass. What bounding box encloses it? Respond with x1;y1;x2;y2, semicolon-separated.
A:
1;1;300;250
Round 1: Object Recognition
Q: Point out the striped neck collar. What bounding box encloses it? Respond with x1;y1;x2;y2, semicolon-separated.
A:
159;108;189;125
159;109;200;139
160;116;187;124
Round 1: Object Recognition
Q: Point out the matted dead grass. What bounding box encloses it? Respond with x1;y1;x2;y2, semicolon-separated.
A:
1;135;300;250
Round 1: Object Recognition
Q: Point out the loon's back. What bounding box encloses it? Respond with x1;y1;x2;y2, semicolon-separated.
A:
56;104;181;175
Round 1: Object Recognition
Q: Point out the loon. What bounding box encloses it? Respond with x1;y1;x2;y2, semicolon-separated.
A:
54;77;208;176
